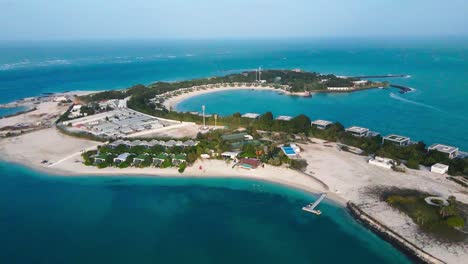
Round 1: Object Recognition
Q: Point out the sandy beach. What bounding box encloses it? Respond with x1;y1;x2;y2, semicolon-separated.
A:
162;85;309;111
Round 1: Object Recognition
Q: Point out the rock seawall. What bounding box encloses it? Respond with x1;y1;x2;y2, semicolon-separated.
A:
347;202;445;264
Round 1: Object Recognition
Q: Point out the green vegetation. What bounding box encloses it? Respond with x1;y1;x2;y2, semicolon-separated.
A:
76;69;467;177
383;189;466;242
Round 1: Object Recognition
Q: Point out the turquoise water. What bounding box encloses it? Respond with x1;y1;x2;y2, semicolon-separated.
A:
0;162;411;263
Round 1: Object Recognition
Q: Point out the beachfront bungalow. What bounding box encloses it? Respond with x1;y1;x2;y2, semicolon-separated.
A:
276;115;293;121
113;153;132;164
133;153;150;166
221;151;241;160
153;153;169;166
345;126;369;137
382;134;410;146
430;163;449;174
237;158;262;170
428;144;459;159
368;156;394;169
241;113;260;119
93;153;110;164
172;154;187;166
311;119;333;130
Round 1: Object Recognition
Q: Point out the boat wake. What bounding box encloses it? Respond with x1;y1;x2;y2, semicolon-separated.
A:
389;93;441;111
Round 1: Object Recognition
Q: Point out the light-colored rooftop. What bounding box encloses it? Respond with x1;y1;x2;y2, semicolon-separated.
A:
428;144;458;154
311;119;333;126
384;134;410;142
431;163;449;169
276;115;293;121
346;126;369;134
242;113;260;119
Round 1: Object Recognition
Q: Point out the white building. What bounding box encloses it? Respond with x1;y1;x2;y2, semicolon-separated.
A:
428;144;459;159
382;134;410;146
241;113;260;119
221;151;241;159
113;153;132;164
352;80;368;87
431;163;449;174
276;115;293;121
368;156;394;169
311;119;333;130
345;126;369;137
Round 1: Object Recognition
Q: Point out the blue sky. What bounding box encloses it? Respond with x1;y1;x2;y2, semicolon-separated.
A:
1;0;467;40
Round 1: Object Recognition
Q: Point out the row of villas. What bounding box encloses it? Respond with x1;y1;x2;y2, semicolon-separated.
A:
311;119;462;174
153;82;290;100
93;152;187;167
108;139;199;149
310;119;463;159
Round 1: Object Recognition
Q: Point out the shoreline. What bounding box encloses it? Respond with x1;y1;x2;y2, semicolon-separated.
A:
0;155;446;264
163;85;310;111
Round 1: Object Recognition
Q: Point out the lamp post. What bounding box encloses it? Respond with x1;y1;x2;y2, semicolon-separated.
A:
202;105;206;129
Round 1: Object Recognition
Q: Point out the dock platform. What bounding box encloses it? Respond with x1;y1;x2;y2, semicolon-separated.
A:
302;193;327;215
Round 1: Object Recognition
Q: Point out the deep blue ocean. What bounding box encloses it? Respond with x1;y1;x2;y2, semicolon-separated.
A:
0;38;466;263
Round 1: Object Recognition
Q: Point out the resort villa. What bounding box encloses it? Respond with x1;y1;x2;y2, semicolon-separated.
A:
113;153;132;164
92;153;110;164
311;119;333;130
368;156;394;169
172;154;187;166
133;153;150;166
276;115;293;121
153;153;169;166
241;113;260;119
382;134;411;146
430;163;449;174
428;144;459;159
237;158;262;170
345;126;370;137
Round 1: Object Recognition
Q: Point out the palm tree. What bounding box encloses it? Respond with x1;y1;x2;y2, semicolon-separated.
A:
440;205;457;218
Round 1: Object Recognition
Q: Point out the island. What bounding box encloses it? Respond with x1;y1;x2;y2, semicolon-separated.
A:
1;70;467;264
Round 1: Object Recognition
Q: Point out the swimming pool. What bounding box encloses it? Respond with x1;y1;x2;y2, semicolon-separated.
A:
281;146;297;156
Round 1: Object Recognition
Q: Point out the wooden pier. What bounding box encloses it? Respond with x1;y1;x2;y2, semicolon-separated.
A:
302;193;327;215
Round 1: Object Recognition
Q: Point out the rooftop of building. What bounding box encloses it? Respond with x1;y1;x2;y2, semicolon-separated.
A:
346;126;369;133
311;119;333;126
428;144;459;153
384;134;410;142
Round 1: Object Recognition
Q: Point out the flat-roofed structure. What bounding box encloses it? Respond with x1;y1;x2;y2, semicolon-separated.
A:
430;163;449;174
241;113;260;119
428;144;459;159
382;134;410;146
311;119;333;130
276;115;293;121
345;126;369;137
